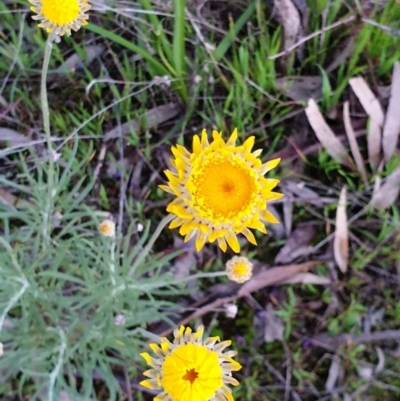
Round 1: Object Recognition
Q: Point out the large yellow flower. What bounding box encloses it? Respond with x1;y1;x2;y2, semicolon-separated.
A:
160;129;283;252
140;325;241;401
29;0;91;36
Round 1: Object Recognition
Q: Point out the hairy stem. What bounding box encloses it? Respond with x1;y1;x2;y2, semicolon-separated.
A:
40;32;56;246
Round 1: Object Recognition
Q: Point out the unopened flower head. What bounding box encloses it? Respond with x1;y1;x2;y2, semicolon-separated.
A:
140;325;241;401
114;315;126;326
99;219;115;237
29;0;91;36
160;129;283;253
224;303;238;319
226;256;253;283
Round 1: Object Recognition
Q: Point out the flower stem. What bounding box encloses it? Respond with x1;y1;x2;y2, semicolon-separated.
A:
41;31;56;189
40;32;56;247
129;214;175;276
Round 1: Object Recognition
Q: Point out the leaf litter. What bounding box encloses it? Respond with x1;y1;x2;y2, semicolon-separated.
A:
382;62;400;162
370;165;400;209
349;77;385;169
333;186;349;273
343;101;369;186
305;98;354;168
263;303;285;343
275;222;317;264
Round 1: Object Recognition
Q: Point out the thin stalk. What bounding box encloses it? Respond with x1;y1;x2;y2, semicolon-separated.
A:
0;279;29;332
40;32;55;246
129;214;175;276
109;239;116;286
47;327;66;401
41;32;56;182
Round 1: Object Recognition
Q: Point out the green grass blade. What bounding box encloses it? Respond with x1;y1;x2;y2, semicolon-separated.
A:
213;1;256;62
84;23;169;76
173;0;188;100
173;0;186;78
139;0;174;63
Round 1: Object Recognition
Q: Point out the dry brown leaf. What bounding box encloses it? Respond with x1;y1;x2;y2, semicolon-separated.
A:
238;260;320;296
305;99;353;168
325;355;342;392
274;223;317;264
283;196;293;237
0;95;7;108
383;62;400;162
56;45;104;74
104;103;181;140
273;0;302;68
326;37;355;73
276;76;322;101
396;259;400;285
263;304;284;343
334;186;349;273
357;347;385;380
172;237;197;280
343;101;369;186
370;165;400;209
0;127;30;146
281;272;330;285
0;187;31;208
282;180;328;206
349;77;385;169
371;160;385;201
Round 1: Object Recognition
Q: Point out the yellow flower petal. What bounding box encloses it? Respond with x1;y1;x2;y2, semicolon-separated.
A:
261;209;280;224
140;379;161;390
226;231;240;253
217;237;228;252
261;158;281;174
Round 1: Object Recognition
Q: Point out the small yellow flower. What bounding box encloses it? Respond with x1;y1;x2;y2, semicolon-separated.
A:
160;129;283;253
29;0;91;36
140;325;241;401
99;219;115;237
226;256;253;283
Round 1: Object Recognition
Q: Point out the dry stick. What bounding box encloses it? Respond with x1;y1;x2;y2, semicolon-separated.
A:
117;114;126;233
158;294;238;337
124;367;133;401
362;17;400;36
268;16;356;60
158;261;321;337
312;329;400;350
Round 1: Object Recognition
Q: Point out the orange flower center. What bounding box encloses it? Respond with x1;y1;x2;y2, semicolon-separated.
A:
182;368;199;384
193;158;256;219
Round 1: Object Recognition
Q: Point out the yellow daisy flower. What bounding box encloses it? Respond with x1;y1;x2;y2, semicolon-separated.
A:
160;129;283;253
140;325;241;401
29;0;91;36
226;256;253;283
